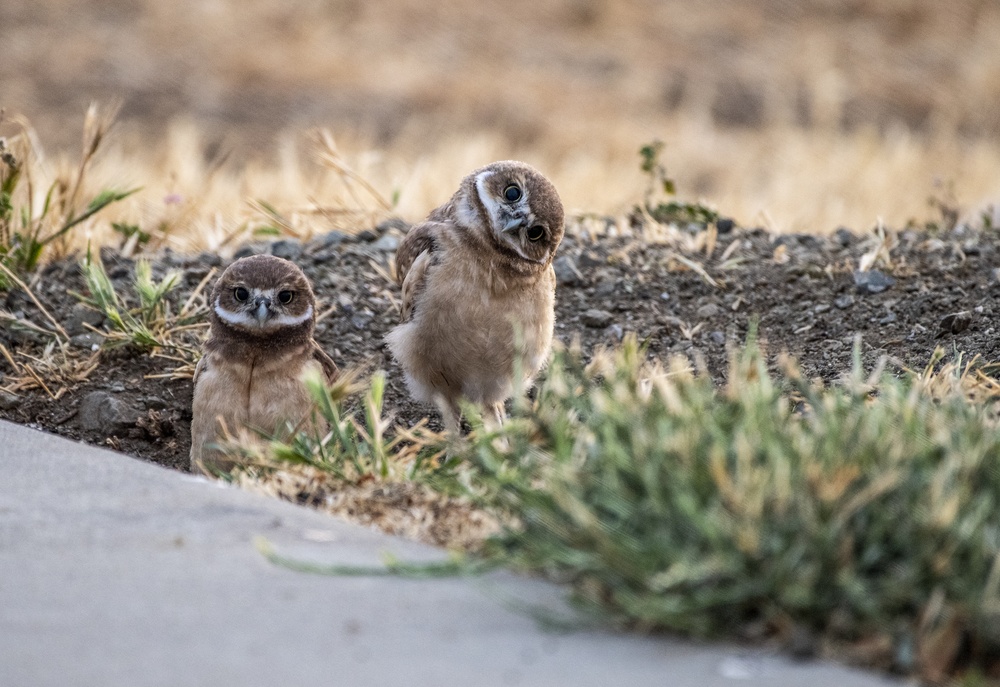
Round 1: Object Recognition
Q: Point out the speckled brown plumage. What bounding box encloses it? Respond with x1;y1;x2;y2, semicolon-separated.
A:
190;255;337;472
386;160;565;433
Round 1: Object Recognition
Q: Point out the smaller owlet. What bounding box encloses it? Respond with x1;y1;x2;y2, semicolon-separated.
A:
385;160;565;434
190;255;338;473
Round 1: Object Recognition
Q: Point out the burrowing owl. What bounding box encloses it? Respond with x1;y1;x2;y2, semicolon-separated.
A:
190;254;338;473
385;160;565;434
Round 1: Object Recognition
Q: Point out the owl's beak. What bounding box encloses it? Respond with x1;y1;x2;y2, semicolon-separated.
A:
502;215;525;233
253;297;272;322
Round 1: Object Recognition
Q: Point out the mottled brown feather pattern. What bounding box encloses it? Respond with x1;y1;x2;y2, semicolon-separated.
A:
385;160;565;434
190;255;338;473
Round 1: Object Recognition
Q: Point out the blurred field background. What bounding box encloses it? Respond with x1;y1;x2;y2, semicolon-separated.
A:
2;0;999;253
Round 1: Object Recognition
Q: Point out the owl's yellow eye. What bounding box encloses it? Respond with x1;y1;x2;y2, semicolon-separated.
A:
277;290;294;305
503;185;521;202
526;225;545;242
234;286;250;302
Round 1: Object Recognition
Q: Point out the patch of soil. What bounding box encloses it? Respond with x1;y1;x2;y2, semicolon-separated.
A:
2;221;999;471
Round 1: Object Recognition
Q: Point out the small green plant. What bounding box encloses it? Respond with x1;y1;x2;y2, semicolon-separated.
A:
0;107;138;287
111;222;151;248
76;251;205;365
638;140;718;226
218;369;447;483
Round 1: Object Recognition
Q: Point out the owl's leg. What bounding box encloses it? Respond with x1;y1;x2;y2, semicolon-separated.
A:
486;402;506;429
484;401;510;452
435;395;462;436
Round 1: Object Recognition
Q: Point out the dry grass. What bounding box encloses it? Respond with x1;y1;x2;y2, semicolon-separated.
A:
2;0;1000;248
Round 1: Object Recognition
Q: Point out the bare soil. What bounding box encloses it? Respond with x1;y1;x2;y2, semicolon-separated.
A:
2;219;998;471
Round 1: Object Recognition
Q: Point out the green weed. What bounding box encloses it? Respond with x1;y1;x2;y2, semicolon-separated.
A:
638;140;719;227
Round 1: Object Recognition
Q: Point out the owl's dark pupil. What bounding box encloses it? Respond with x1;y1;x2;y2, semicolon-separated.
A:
527;226;545;241
278;290;294;304
504;185;521;202
234;287;249;302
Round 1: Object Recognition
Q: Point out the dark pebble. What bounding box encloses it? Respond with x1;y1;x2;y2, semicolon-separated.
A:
853;270;895;295
715;217;735;234
834;295;855;309
696;303;721;319
832;227;854;248
553;256;584;286
582;308;613;328
270;239;303;261
78;391;140;431
0;391;18;410
938;311;971;335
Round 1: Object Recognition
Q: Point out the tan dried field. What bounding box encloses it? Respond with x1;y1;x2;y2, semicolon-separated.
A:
2;0;1000;253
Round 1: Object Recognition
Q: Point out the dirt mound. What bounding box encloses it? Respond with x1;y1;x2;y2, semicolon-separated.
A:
2;221;998;470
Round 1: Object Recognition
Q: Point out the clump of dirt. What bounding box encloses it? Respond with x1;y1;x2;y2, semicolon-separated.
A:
2;220;999;471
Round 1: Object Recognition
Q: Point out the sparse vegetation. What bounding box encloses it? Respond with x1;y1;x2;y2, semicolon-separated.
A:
248;337;1000;683
638;140;719;227
0;107;137;287
75;251;208;375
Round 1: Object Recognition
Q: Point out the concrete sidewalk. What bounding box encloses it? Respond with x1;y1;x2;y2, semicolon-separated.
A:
0;420;893;686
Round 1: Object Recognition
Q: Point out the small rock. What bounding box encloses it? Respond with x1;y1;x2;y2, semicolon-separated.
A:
853;270;895;295
962;240;981;256
659;292;671;301
710;330;726;346
310;230;349;250
715;217;735;234
195;251;223;268
233;243;266;260
593;279;616;298
581;308;613;328
269;239;302;261
78;391;140;431
696;303;721;319
938;311;971;335
369;234;400;252
813;303;831;314
832;227;854;248
142;396;168;410
878;312;897;325
64;303;105;336
356;229;379;242
0;390;18;410
70;333;102;350
351;311;374;329
834;294;855;309
553;256;584;286
606;324;624;341
578;249;605;268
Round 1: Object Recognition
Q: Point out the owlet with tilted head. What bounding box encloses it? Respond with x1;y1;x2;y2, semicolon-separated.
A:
385;160;565;434
190;255;338;473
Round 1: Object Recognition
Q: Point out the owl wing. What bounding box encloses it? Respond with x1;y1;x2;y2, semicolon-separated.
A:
395;221;444;323
310;342;340;383
192;353;208;386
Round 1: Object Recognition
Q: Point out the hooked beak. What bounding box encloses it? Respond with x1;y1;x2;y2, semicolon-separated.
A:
253;297;272;322
502;215;525;233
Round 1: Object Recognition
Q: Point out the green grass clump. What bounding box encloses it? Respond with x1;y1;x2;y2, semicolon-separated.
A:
75;251;206;374
456;337;1000;677
218;369;447;483
244;333;1000;680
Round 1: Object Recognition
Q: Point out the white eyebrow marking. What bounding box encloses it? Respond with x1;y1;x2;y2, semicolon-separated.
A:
474;170;502;225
